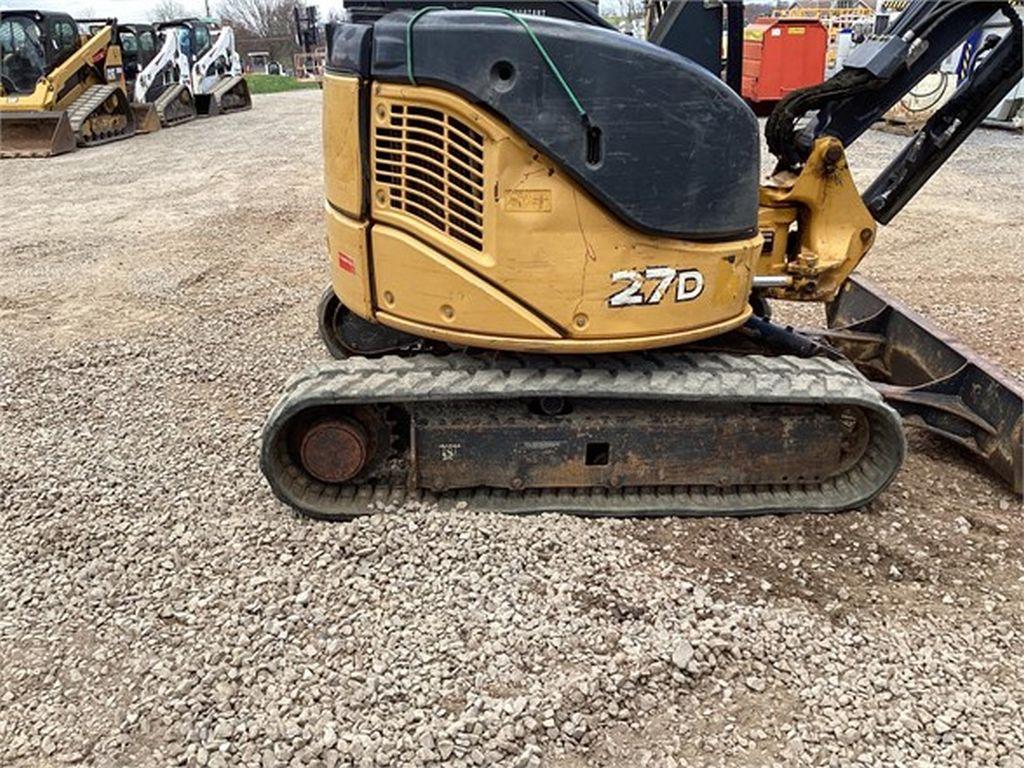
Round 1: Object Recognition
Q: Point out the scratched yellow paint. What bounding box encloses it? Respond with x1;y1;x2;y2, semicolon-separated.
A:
324;78;873;352
321;82;762;350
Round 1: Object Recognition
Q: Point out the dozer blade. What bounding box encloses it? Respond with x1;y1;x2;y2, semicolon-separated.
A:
132;102;162;134
826;274;1023;494
196;75;252;117
0;110;76;158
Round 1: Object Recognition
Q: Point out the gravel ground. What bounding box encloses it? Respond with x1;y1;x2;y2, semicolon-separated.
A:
1;90;1022;768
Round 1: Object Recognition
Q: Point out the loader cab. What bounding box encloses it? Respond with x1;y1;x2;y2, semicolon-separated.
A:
158;18;213;66
120;23;158;85
0;10;80;95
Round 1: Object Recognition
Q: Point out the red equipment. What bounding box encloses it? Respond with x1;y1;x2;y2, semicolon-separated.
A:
742;17;828;103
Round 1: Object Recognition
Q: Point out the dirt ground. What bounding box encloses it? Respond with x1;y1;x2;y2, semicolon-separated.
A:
0;90;1021;767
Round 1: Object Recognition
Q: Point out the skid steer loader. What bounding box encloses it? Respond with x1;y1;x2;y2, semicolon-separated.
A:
0;11;138;157
260;0;1022;520
118;23;158;87
77;19;161;134
155;18;251;117
130;22;197;128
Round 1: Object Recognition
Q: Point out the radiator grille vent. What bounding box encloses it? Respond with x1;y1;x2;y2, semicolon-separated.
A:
374;104;485;251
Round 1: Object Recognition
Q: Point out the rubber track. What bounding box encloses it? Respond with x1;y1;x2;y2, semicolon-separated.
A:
261;352;906;520
155;84;197;127
68;84;135;148
67;84;118;130
211;76;251;114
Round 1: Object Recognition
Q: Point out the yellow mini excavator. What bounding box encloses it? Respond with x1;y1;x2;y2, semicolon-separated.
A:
261;1;1023;520
0;11;139;157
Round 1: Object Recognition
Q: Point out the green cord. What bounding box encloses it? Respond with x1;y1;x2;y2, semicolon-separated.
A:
403;5;590;125
472;7;589;123
405;6;446;86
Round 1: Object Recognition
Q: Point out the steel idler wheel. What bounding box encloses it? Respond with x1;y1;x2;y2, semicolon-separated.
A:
297;417;369;484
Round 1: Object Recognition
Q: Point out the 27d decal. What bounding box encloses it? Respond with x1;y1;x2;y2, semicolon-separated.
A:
608;267;705;307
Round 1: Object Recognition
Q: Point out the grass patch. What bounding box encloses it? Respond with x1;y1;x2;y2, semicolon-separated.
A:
245;74;320;94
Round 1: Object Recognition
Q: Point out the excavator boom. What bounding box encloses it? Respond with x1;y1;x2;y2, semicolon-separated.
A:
767;1;1022;222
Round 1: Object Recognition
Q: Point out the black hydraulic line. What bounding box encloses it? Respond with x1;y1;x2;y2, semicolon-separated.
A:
742;316;843;360
766;67;877;169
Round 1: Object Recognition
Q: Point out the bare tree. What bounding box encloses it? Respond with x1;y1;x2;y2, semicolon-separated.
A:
744;3;775;24
150;0;188;22
217;0;299;68
216;0;294;38
600;0;647;36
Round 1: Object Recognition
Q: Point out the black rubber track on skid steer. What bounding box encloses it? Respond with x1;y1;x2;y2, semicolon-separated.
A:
69;84;136;148
261;352;906;520
155;84;198;127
